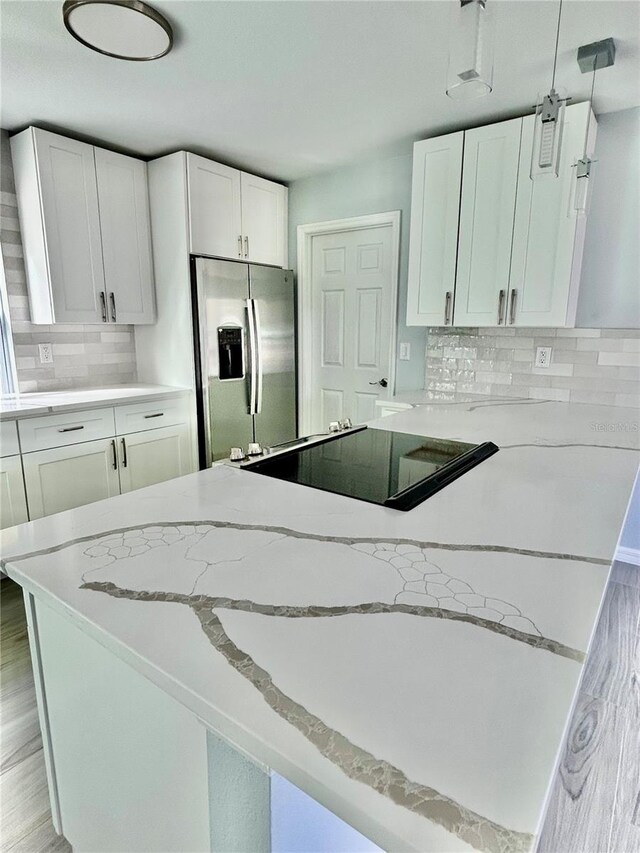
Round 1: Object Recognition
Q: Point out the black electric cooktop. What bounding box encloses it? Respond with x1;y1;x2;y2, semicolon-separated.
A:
245;427;498;511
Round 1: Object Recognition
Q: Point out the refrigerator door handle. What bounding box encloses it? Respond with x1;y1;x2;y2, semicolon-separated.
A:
253;299;263;414
246;298;259;415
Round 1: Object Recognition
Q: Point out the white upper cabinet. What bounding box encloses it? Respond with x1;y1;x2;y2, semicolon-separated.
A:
11;127;106;324
11;127;156;325
508;102;595;327
453;117;522;327
406;132;463;326
94;148;156;324
185;153;287;267
240;172;288;267
406;105;595;328
186;154;242;259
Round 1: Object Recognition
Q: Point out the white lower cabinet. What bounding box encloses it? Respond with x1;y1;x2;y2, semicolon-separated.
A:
23;438;121;520
10;395;196;525
118;424;193;494
0;455;29;529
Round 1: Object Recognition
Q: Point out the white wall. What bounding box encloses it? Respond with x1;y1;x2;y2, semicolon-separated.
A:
578;107;640;328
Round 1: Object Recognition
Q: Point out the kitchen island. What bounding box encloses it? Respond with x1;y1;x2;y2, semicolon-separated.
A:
1;398;638;853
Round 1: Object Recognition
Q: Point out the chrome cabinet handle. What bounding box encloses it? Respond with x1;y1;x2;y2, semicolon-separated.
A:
99;291;107;322
244;236;249;258
143;412;164;419
121;437;128;468
58;425;84;433
238;235;243;258
109;292;117;322
497;289;506;325
444;291;452;325
509;288;517;325
111;439;118;470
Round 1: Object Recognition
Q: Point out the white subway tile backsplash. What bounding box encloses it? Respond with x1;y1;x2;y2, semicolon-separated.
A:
1;129;137;392
425;327;640;408
598;351;640;367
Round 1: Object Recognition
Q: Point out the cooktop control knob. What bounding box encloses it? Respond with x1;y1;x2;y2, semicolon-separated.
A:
229;447;245;462
247;442;263;456
328;421;341;433
339;418;352;430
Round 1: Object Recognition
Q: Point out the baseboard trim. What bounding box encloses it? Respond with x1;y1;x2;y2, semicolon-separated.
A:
615;546;640;567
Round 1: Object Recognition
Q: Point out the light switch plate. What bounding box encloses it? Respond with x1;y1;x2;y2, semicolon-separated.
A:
399;342;411;361
38;343;53;364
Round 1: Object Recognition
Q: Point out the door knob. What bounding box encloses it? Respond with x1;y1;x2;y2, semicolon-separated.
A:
369;378;388;388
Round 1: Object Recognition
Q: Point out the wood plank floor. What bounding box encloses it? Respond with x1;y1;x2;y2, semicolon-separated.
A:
1;564;638;853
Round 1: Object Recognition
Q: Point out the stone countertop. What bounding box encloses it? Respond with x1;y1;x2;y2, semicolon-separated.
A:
1;398;639;853
0;384;192;420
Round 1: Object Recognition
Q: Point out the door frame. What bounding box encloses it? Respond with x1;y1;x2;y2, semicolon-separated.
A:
296;211;401;435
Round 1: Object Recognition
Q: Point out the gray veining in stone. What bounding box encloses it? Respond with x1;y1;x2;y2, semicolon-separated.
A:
81;579;534;853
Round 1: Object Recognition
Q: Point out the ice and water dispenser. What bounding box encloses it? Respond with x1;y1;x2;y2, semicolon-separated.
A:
217;327;244;380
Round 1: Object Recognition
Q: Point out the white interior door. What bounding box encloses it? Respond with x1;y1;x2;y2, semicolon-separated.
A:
306;222;398;433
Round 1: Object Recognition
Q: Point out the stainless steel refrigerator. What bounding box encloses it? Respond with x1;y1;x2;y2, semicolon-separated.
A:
192;257;297;465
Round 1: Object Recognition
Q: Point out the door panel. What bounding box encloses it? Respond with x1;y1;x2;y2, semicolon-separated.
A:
0;455;29;529
95;148;155;324
33;128;105;323
118;425;193;494
453;118;522;327
196;258;253;463
309;225;396;433
187;155;242;259
23;439;120;520
241;173;287;267
406;132;463;326
249;265;297;449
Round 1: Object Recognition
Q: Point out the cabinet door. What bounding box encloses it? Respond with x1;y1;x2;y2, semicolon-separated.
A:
406;132;463;326
33;128;106;323
118;424;193;494
240;173;287;267
95;148;156;324
0;456;29;529
23;439;120;520
453;118;522;327
186;154;242;259
508;102;593;327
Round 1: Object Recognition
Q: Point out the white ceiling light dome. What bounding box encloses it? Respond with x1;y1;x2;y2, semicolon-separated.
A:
62;0;173;61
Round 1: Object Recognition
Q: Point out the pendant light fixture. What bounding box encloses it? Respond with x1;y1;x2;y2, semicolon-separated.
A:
530;0;567;179
62;0;173;61
572;38;616;216
446;0;495;100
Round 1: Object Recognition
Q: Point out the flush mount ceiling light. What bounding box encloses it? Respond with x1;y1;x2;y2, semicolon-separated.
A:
446;0;495;100
62;0;173;61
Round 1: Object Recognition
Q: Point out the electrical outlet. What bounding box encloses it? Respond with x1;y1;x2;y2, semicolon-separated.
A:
38;343;53;364
535;346;552;368
399;342;411;361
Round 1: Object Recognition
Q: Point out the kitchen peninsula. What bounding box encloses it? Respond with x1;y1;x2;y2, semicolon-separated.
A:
1;398;638;853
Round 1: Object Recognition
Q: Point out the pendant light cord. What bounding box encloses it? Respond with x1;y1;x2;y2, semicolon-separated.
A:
581;55;597;159
550;0;564;91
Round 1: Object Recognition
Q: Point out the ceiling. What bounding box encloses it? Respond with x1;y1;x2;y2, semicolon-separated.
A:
2;1;639;182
